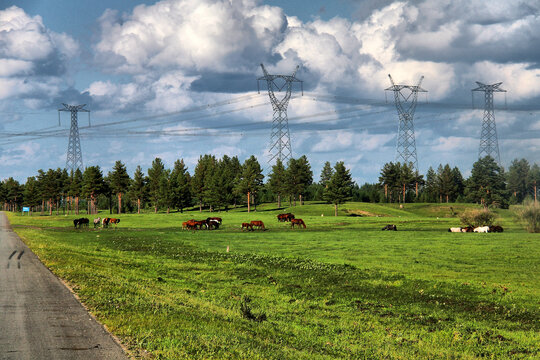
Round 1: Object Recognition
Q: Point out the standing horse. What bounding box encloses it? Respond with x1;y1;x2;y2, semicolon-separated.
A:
94;217;101;228
241;223;253;231
291;218;306;228
250;220;265;230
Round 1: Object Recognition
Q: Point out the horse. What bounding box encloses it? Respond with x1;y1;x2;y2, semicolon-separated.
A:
186;220;206;230
291;218;306;228
250;220;265;230
277;213;295;222
74;218;89;228
109;218;120;228
461;226;474;232
94;217;101;228
473;226;490;233
489;225;504;233
241;222;253;231
448;227;462;233
381;224;397;231
207;219;220;230
102;218;111;228
207;217;222;224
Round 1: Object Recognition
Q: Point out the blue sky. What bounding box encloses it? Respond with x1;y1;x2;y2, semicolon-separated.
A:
1;0;539;184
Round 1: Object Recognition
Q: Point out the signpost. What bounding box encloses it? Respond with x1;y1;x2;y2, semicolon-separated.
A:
22;207;30;216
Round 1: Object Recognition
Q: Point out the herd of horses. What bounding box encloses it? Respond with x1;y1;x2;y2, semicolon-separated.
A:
448;225;503;233
73;217;120;229
181;213;307;231
72;213;503;234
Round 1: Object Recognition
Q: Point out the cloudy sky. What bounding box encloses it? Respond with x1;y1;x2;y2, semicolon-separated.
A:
1;0;539;184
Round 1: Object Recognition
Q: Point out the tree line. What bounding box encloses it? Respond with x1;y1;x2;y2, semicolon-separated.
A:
0;155;353;215
1;155;537;215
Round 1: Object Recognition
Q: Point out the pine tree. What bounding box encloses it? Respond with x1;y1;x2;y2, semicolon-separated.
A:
69;168;83;214
527;163;540;202
320;161;334;187
170;159;192;213
23;177;40;213
191;155;215;212
130;165;147;214
109;160;131;214
286;155;313;206
465;156;508;209
268;158;287;208
148;158;166;213
323;162;354;216
235;156;264;213
437;164;455;203
423;167;438;202
507;158;530;203
451;167;465;201
82;166;105;214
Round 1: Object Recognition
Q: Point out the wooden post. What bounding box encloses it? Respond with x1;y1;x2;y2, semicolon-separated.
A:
384;184;388;199
403;183;406;203
535;181;537;204
247;192;251;213
415;182;418;197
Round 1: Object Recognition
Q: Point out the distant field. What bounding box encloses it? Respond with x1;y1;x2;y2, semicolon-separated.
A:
6;202;540;359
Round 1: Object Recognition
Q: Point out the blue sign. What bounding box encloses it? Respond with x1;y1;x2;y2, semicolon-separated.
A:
22;207;30;212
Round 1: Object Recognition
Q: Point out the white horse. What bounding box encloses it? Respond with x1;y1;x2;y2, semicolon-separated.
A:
448;227;462;233
473;226;490;233
93;217;101;228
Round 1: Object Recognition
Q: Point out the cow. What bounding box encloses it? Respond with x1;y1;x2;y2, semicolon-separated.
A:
241;222;253;231
448;227;462;233
473;226;490;233
277;213;295;222
461;226;474;233
381;224;397;231
93;217;101;228
250;220;265;230
291;218;306;228
489;225;504;233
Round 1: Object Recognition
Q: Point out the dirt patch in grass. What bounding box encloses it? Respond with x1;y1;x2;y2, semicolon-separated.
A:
346;210;387;217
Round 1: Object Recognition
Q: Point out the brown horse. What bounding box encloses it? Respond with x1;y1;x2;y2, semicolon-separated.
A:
207;217;222;224
277;213;295;222
186;220;206;230
291;218;306;228
109;218;120;227
241;222;253;231
250;220;265;230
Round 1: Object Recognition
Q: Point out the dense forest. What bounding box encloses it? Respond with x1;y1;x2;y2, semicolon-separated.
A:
1;154;538;215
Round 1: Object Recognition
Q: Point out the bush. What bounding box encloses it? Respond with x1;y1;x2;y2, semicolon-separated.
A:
460;208;496;227
515;201;540;233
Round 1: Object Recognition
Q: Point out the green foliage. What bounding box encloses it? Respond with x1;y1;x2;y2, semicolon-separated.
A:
319;161;333;187
170;159;192;213
323;161;354;215
515;201;540;233
465;156;508;209
268;158;287;206
286;156;313;205
459;208;496;227
147;157;166;212
130;165;147;212
235;155;264;211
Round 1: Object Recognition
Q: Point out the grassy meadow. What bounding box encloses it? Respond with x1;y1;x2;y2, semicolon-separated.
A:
6;202;540;359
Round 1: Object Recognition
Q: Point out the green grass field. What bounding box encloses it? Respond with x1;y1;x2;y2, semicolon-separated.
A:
6;202;540;359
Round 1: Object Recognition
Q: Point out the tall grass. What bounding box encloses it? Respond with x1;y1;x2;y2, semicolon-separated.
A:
515;200;540;233
459;208;496;227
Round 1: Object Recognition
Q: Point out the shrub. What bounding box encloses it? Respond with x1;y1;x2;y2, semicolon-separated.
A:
515;201;540;233
460;208;496;227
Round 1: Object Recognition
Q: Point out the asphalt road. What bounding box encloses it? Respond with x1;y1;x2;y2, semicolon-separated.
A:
0;212;128;360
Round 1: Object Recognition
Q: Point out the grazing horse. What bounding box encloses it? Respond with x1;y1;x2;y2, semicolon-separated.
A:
250;220;265;230
291;218;306;228
207;219;220;230
241;222;253;231
94;217;101;228
461;226;474;233
381;224;397;231
74;218;89;228
207;217;222;224
277;213;295;222
489;225;504;233
473;226;490;233
448;227;462;233
109;218;120;228
185;219;206;230
102;217;111;228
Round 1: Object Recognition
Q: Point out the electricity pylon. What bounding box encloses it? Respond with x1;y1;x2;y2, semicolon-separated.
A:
58;103;90;172
385;74;427;172
472;81;506;165
258;64;303;164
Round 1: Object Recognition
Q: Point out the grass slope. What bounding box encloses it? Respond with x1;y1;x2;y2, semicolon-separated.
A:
6;202;540;359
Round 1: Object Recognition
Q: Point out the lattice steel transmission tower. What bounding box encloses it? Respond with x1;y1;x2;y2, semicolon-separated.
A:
58;103;90;172
258;64;303;164
385;74;427;171
472;82;506;165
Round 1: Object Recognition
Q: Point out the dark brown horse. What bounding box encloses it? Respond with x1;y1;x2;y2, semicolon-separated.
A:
277;213;295;222
291;218;306;228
